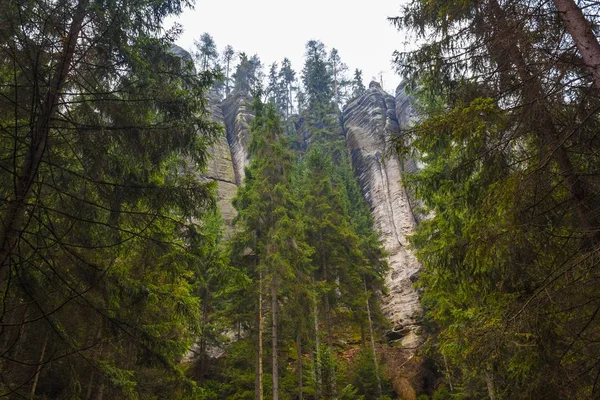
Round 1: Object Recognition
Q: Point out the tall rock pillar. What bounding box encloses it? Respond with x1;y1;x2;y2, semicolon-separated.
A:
343;81;422;347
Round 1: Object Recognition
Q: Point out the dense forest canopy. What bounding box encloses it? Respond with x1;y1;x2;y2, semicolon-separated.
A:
0;0;599;399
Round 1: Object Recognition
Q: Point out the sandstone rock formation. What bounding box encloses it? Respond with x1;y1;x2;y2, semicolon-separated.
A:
343;81;422;348
205;91;238;231
221;92;254;186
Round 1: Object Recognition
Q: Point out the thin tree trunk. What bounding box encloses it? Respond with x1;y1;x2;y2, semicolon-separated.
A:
271;278;279;400
552;0;600;89
289;85;294;115
29;336;47;399
485;369;496;400
321;250;332;346
333;62;338;103
365;281;382;398
313;300;321;398
255;270;264;400
296;333;303;400
226;61;230;95
0;0;89;282
85;326;104;400
443;354;454;392
85;369;96;400
94;382;105;400
198;288;210;383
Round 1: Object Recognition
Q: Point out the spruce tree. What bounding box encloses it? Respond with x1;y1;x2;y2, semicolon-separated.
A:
0;0;222;395
233;53;264;94
223;45;235;96
195;32;218;71
393;0;600;396
350;69;366;100
279;58;297;116
232;96;311;400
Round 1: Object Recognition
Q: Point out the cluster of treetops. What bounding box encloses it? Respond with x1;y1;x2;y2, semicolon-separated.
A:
193;32;368;112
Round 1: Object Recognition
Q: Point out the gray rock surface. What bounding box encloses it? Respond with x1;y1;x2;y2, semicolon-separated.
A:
205;91;238;231
343;81;422;348
168;47;238;232
395;83;427;225
221;93;254;186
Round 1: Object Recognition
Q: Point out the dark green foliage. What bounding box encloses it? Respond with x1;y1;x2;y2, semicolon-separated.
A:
393;0;600;397
279;58;297;116
222;45;235;96
195;32;218;71
350;69;366;101
0;0;223;397
302;40;334;108
233;53;264;94
352;350;383;399
0;5;396;395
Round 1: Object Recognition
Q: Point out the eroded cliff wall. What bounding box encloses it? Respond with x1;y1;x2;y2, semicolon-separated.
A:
205;91;238;231
221;93;254;186
342;82;422;348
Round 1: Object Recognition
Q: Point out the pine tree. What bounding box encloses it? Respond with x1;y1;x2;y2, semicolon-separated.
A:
0;0;222;396
302;40;333;107
350;69;366;100
223;45;235;96
279;58;297;116
392;0;600;396
232;96;311;400
195;32;218;70
233;53;264;94
328;48;350;106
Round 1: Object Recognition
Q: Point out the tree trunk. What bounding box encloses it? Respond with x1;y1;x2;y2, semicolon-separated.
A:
198;288;210;383
552;0;600;89
443;354;454;392
289;85;294;115
85;369;96;400
29;336;47;399
365;282;383;398
485;369;496;400
255;270;264;400
333;61;338;103
296;333;303;400
226;61;230;95
313;300;322;398
94;382;105;400
271;278;279;400
85;327;104;400
321;250;332;346
0;0;89;282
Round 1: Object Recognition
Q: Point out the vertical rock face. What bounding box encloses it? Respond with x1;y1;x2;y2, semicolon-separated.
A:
221;93;254;186
168;46;239;231
205;91;238;231
342;81;422;348
395;83;427;225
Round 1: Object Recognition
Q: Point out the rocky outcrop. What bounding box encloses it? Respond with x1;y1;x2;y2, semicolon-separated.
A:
168;46;239;231
221;93;254;186
205;91;238;231
342;81;422;348
395;83;427;225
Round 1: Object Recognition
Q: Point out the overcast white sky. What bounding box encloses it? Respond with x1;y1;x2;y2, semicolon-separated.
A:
166;0;409;94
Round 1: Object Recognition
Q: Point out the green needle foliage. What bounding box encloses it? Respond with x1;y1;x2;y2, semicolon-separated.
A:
0;0;222;397
392;0;600;397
